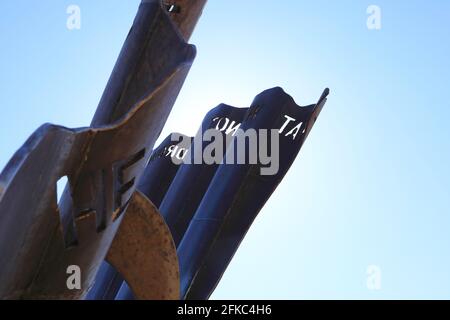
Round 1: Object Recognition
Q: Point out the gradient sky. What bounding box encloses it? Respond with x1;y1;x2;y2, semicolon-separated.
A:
1;1;449;299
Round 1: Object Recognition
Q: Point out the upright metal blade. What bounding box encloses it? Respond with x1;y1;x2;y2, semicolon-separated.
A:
87;132;191;300
177;87;329;299
159;104;249;246
0;0;206;299
106;190;179;300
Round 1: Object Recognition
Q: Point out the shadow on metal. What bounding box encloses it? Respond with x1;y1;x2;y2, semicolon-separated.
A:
112;87;329;300
111;103;247;299
87;133;191;299
0;0;205;299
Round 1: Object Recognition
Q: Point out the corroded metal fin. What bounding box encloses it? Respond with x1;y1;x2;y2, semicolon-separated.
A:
21;68;192;300
110;105;249;300
106;191;179;300
88;132;192;300
0;124;88;300
92;0;197;126
0;1;202;299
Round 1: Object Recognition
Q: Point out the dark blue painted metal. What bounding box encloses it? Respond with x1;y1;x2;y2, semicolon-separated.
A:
113;87;328;300
85;262;123;300
138;133;193;208
115;282;135;300
111;87;328;300
177;87;329;299
112;104;248;299
159;104;248;246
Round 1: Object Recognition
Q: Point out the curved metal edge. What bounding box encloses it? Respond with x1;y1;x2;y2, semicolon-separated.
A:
106;190;180;300
0;62;192;300
178;87;330;299
0;124;82;202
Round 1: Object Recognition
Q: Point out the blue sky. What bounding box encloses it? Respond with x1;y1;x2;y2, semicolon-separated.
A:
0;1;449;299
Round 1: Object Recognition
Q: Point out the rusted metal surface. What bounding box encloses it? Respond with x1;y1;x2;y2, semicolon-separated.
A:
91;1;201;126
113;88;329;300
0;0;332;301
106;191;179;300
88;132;192;300
111;105;247;299
0;0;206;299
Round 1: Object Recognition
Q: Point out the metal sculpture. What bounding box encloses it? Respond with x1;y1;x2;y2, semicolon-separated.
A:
178;87;329;299
110;104;248;299
160;104;249;246
0;0;330;301
112;87;329;300
88;133;192;300
0;0;206;299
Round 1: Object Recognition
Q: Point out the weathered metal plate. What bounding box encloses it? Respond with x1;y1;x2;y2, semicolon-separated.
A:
106;191;179;300
108;103;248;299
88;132;191;300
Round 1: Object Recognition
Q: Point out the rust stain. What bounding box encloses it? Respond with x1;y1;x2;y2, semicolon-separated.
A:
106;190;179;300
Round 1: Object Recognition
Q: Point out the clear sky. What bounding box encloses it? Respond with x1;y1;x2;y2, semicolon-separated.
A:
1;0;449;299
